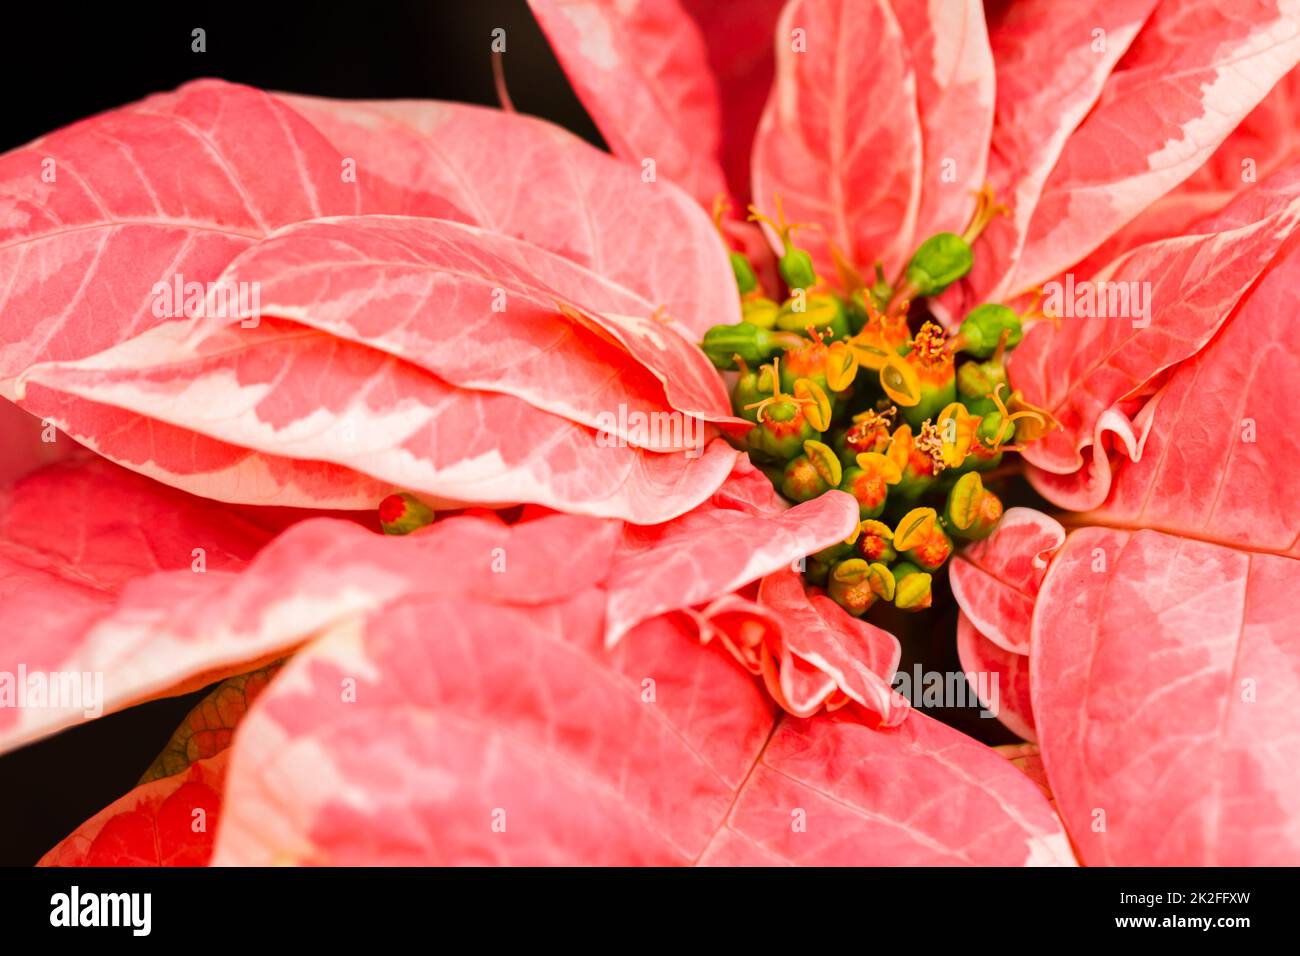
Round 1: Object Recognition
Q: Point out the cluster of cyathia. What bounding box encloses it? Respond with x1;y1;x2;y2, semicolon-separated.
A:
703;191;1055;618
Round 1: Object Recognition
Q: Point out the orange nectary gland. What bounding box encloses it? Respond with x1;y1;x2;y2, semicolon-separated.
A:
849;471;888;510
857;533;889;561
912;529;952;568
843;579;873;612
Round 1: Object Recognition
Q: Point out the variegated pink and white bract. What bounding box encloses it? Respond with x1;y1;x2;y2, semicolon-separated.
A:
5;0;1300;865
0;75;1065;867
530;0;1300;866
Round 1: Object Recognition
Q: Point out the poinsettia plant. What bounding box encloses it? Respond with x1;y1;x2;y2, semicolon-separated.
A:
2;0;1298;866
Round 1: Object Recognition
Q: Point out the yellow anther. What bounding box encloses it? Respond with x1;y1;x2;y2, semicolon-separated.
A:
914;419;948;474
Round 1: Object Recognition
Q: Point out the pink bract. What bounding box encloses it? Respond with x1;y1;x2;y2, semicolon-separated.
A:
528;0;1300;866
1;79;741;522
7;0;1300;867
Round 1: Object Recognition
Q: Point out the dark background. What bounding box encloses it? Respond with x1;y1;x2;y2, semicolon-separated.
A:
0;1;602;154
0;1;1013;866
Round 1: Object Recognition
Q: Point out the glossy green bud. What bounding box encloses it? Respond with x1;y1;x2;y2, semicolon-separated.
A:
701;323;798;370
827;559;871;616
900;377;957;430
730;251;758;295
977;411;1012;448
780;338;829;394
952;414;1004;472
957;303;1023;358
839;452;901;519
731;362;774;424
779;246;817;290
905;232;973;297
956;359;1007;416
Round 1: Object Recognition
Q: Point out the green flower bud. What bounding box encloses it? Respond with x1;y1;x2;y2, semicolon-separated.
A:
827;559;872;616
956;359;1007;416
905;232;973;297
748;397;818;461
977;410;1012;448
780;337;831;394
840;408;896;462
701;322;798;370
745;358;825;460
730;251;758;295
882;422;944;503
838;467;879;518
804;439;841;484
749;195;819;290
780;247;817;290
731;361;774;423
900;377;957;430
957;303;1023;359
